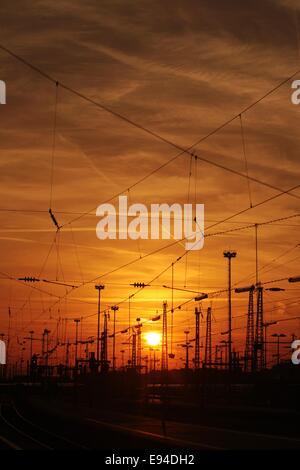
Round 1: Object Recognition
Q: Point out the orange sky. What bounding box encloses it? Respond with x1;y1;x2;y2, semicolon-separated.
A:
0;0;300;369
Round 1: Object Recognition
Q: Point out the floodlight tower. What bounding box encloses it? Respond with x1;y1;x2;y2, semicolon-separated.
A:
223;251;237;371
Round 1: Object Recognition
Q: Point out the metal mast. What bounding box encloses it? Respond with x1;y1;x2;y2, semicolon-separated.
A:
74;319;80;371
111;305;119;371
161;301;168;372
136;318;142;371
245;286;255;372
101;311;108;370
95;284;105;370
194;307;200;369
204;307;212;368
131;331;137;369
254;285;264;371
235;285;256;372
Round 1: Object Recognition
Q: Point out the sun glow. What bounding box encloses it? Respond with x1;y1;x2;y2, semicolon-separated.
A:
145;332;161;347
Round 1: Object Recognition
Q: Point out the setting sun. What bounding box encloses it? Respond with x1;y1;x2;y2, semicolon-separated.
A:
145;332;161;347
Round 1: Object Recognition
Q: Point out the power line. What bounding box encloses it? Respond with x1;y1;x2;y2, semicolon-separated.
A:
239;113;252;207
2;44;300;345
1;43;299;231
78;212;300;294
233;243;300;289
9;200;300;333
205;183;300;230
0;206;299;227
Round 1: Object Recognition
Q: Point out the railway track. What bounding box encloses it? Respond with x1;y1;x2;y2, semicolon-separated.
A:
0;402;87;450
2;398;300;450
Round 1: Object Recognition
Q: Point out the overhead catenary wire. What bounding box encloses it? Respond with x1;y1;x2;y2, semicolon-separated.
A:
184;154;193;288
205;183;300;230
69;224;84;283
61;210;300;306
230;242;300;289
9;207;300;336
0;43;300;232
0;206;299;227
10;287;299;343
17;214;300;334
239;113;252;208
256;253;300;278
11;231;59;320
95;276;299;340
2;44;300;354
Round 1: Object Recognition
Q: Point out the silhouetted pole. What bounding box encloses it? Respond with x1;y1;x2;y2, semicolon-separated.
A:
66;340;70;368
95;284;105;370
111;306;119;371
272;333;286;366
194;307;200;369
254;285;264;370
223;251;237;371
255;224;258;284
263;321;277;368
74;319;80;370
42;328;50;374
136;317;142;372
143;355;148;374
204;307;212;368
120;349;125;369
215;345;220;367
132;332;137;368
235;285;255;372
128;294;133;365
220;348;223;368
102;312;108;367
29;330;34;362
41;331;45;357
220;340;228;369
161;301;168;372
182;330;192;370
46;330;50;370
